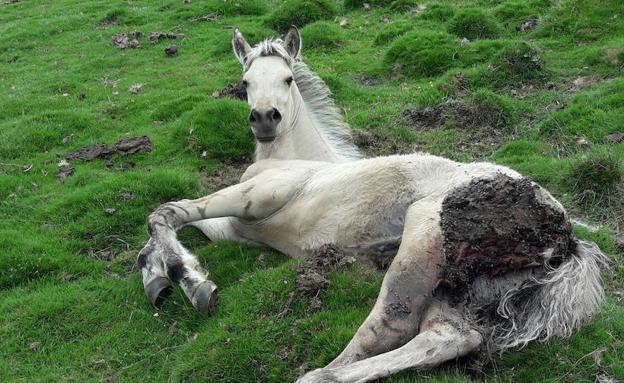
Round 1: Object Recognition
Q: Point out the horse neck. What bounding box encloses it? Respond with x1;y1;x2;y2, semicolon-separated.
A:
254;89;342;163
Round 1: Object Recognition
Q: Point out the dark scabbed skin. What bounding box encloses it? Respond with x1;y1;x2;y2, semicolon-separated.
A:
438;174;576;292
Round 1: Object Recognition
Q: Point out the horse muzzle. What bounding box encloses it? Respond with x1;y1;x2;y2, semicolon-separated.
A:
250;107;281;142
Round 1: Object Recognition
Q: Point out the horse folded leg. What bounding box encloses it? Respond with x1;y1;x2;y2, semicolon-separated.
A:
138;235;218;314
138;175;295;312
298;301;482;383
327;198;444;368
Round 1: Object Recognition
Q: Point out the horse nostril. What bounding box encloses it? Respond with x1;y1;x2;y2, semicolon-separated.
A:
271;108;282;123
249;110;258;123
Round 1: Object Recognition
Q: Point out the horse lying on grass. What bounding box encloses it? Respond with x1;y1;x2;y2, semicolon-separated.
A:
138;27;609;382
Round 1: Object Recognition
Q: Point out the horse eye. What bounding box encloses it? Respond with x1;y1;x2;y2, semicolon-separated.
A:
285;76;293;86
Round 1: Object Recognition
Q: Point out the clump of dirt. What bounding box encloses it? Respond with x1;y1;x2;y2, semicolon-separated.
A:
112;31;144;49
149;31;184;44
213;81;247;101
66;143;114;161
438;175;575;291
66;136;152;161
165;45;178;56
277;245;355;318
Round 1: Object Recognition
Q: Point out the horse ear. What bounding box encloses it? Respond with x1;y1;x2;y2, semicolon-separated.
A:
283;26;301;60
232;28;251;66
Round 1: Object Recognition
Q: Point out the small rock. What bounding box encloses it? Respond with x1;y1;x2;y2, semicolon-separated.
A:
201;150;208;158
105;208;116;215
149;31;182;44
339;18;348;28
295;270;329;295
606;132;624;143
129;84;143;94
28;342;41;351
460;37;470;46
57;160;74;182
363;3;370;11
165;45;178;56
576;137;590;146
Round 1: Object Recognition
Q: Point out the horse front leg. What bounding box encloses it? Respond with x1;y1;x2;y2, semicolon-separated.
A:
138;178;291;313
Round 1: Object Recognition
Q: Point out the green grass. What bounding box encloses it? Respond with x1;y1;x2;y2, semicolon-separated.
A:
0;0;623;382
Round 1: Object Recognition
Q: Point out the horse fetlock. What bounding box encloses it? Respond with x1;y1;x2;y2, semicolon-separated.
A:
148;203;183;234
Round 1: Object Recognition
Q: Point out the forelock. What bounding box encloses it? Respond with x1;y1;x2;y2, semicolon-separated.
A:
243;38;292;71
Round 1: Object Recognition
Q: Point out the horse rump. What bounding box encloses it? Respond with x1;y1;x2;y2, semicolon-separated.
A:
436;174;610;354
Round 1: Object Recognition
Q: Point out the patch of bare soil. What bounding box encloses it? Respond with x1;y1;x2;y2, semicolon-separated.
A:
436;73;469;97
112;31;143;49
508;76;613;100
354;75;382;86
439;175;575;291
98;15;118;29
352;130;418;157
199;158;252;193
401;99;508;155
212;81;247;101
518;16;539;32
66;136;152;161
277;245;355;318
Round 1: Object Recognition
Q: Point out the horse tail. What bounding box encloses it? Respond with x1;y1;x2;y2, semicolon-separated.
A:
488;239;610;352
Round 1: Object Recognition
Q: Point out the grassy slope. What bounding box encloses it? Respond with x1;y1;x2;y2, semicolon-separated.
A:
0;0;623;382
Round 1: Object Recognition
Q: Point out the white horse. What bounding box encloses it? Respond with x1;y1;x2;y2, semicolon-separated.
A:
138;27;609;382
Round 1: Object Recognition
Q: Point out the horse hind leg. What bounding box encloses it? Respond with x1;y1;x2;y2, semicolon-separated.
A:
298;299;482;383
326;198;445;368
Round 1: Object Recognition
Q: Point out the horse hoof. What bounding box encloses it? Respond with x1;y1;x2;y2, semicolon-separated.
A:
145;277;173;308
193;281;219;315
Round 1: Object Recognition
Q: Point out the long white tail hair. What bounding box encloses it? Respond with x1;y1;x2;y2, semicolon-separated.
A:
478;239;610;353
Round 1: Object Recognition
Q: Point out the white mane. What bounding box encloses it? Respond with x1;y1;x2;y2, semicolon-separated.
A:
244;38;362;162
